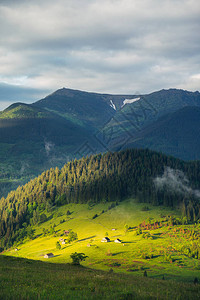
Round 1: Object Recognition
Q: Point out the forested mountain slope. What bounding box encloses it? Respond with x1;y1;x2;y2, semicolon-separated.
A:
1;149;200;249
122;106;200;161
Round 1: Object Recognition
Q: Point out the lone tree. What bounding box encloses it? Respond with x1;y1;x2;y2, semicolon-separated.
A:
124;224;129;233
56;241;61;250
70;252;88;265
67;231;78;243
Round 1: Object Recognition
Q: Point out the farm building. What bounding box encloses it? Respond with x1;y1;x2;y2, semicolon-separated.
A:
114;239;122;243
64;230;70;235
101;237;111;242
44;253;54;258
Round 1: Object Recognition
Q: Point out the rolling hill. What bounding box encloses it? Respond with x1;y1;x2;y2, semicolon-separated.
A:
1;148;200;250
0;149;200;299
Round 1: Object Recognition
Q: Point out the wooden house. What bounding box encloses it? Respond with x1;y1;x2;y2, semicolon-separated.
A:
44;253;54;258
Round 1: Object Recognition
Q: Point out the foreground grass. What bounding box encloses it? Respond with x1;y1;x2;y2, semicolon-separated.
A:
0;255;199;300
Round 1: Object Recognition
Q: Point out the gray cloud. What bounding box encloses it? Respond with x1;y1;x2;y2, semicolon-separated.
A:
0;0;199;109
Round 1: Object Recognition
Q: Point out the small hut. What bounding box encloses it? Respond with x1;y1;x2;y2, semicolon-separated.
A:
114;238;122;243
44;253;54;258
101;237;111;243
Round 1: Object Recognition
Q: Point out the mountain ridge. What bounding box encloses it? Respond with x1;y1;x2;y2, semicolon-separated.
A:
0;87;200;197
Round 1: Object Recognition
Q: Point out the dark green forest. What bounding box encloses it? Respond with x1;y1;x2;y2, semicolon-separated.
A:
0;148;200;249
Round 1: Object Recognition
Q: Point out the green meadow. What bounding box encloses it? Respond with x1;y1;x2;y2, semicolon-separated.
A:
2;199;199;297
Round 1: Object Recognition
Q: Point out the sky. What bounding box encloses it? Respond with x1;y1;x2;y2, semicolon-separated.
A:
0;0;200;110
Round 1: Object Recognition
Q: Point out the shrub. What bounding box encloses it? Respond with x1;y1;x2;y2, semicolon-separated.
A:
136;228;142;235
110;262;121;267
60;219;66;224
142;232;151;239
164;254;173;263
182;217;188;225
141;253;153;259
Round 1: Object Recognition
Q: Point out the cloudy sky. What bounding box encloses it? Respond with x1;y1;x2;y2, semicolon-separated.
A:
0;0;199;110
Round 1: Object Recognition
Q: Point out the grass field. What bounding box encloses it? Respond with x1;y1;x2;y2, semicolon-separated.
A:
3;199;200;285
0;255;199;299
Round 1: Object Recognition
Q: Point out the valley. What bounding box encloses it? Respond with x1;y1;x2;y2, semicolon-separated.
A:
1;199;199;299
1;1;199;298
4;199;200;281
0;89;200;299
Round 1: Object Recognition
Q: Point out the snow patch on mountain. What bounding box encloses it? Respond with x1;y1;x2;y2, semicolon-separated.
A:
122;97;140;107
110;100;116;110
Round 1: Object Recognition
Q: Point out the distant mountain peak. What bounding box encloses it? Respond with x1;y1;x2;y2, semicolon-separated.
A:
0;102;50;119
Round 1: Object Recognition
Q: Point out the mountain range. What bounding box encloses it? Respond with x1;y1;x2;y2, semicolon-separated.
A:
0;87;200;196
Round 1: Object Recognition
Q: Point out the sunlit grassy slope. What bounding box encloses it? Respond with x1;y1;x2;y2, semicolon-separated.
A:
4;199;200;283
